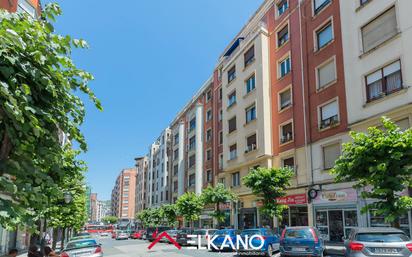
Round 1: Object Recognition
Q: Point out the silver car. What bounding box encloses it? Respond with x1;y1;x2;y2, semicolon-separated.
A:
61;238;103;257
115;231;129;240
344;227;412;257
189;229;218;246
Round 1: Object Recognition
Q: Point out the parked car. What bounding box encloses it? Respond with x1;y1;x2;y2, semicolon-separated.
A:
160;229;180;243
99;232;110;237
70;235;92;241
343;227;412;257
115;231;129;240
279;226;325;257
146;226;170;242
210;229;239;251
142;231;147;240
60;238;103;257
189;229;218;246
176;228;195;246
130;230;145;239
238;228;280;256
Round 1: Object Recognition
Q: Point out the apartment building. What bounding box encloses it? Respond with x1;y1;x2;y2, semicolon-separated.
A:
146;128;171;208
111;168;137;219
135;156;148;213
0;0;41;17
337;0;412;238
217;1;274;230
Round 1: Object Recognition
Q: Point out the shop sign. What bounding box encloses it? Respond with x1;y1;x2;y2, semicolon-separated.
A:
276;194;307;205
312;188;357;204
219;202;231;210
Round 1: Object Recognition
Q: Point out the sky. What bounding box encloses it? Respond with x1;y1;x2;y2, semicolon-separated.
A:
46;0;264;200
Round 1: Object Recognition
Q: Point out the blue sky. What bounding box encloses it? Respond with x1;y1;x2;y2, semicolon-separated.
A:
47;0;263;200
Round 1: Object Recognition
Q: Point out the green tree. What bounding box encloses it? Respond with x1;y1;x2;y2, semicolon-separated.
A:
243;167;294;219
176;192;204;228
136;210;150;228
102;216;118;225
201;183;237;226
0;4;101;229
331;117;412;227
160;204;178;227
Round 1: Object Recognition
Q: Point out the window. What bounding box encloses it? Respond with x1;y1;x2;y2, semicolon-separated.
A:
282;157;295;171
244;46;255;67
232;172;240;187
161;192;163;201
189;154;196;168
246;74;256;93
174;133;179;145
219;154;223;169
360;0;369;6
189;136;196;150
279;88;292;110
277;0;288;16
362;7;397;53
173;181;178;192
17;0;36;17
219;131;223;145
280;122;293;144
174;149;179;159
173;164;178;176
206;149;212;161
316;22;333;49
317;58;336;89
228;66;236;83
314;0;331;15
366;60;402;102
320;100;339;129
228;116;237;133
189;118;196;131
245;104;256;123
279;56;291;78
229;144;237;160
219;88;223;100
206;170;213;183
395;118;410;131
278;25;289;47
228;91;236;107
246;134;257;153
219;109;223;121
322;143;341;170
189;174;195;187
206;109;212;121
206;129;212;142
206;90;212;102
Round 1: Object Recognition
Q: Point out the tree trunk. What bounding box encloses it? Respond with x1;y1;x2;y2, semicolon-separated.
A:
60;228;66;252
392;218;401;229
52;228;58;249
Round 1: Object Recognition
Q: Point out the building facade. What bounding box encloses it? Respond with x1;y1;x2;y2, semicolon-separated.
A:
111;168;137;219
135;156;148;213
131;0;412;240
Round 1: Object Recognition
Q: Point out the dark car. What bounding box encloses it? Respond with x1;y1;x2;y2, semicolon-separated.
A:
176;228;195;246
210;229;239;252
238;228;280;257
280;226;325;257
146;226;170;242
343;227;412;257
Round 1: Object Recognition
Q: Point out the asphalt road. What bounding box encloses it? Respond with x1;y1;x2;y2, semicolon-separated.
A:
98;236;343;257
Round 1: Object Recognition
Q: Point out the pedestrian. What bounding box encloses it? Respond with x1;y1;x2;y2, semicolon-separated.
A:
44;246;59;257
27;245;42;257
7;248;18;257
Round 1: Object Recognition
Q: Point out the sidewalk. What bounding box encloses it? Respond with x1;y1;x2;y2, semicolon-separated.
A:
15;241;64;257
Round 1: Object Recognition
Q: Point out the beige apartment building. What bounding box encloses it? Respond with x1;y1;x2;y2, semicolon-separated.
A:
111;168;137;219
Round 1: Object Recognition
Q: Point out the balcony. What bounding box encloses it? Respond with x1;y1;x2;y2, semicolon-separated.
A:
320;115;339;129
245;144;257;153
280;132;293;144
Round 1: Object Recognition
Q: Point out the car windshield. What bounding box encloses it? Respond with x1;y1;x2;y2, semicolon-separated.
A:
241;230;262;236
66;240;97;250
193;230;206;235
356;233;409;242
285;229;313;239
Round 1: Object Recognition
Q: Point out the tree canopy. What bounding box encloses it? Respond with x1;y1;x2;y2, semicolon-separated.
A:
332;117;412;227
0;4;101;229
243;167;294;219
201;183;236;223
176;192;203;227
102;216;118;225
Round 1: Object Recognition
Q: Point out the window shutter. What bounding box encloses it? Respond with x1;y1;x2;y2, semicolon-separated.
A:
383;60;400;76
362;7;397;52
318;60;336;88
321;101;338;120
323;143;340;169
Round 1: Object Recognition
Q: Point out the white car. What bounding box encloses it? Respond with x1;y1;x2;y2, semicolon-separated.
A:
61;238;103;257
99;232;110;237
115;231;129;240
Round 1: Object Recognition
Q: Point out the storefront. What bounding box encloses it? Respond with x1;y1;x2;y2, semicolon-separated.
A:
199;209;214;229
238;208;257;229
312;188;359;242
278;194;309;228
218;202;231;228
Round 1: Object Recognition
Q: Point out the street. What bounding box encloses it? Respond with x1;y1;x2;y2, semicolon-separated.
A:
98;237;343;257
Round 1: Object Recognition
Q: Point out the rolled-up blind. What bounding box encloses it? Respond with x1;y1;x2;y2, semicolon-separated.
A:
362;7;397;52
318;59;336;88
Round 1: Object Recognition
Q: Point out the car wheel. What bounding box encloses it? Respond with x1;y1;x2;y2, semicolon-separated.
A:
266;244;273;257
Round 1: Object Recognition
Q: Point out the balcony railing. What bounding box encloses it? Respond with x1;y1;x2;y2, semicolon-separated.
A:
320;115;339;129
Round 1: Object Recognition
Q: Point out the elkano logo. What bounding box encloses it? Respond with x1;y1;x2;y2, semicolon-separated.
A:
147;231;181;250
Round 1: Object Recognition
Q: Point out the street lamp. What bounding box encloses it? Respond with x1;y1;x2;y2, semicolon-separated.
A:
63;192;73;204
